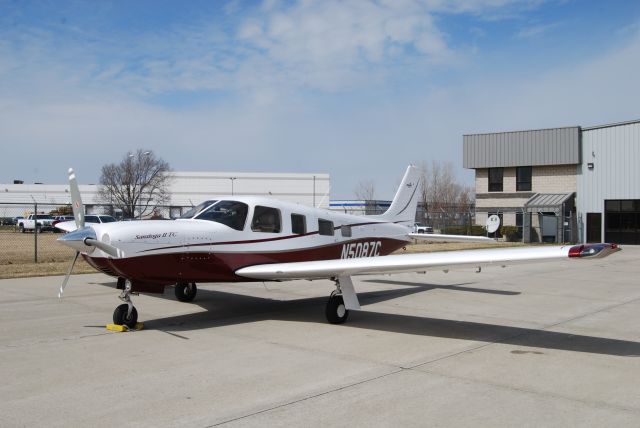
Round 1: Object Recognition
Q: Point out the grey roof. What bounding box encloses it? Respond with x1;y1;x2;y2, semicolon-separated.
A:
581;118;640;131
525;193;575;209
463;127;580;169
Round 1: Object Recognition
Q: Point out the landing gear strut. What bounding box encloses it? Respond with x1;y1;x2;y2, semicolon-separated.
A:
175;282;197;302
113;279;138;328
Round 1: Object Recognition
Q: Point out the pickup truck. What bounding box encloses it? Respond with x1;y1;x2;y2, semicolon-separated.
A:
17;214;56;233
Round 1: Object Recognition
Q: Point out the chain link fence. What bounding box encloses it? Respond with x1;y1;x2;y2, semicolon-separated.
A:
0;200;481;266
0;202;192;265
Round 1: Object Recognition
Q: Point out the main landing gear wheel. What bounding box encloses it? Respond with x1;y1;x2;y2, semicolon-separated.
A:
175;282;197;302
113;303;138;328
325;291;349;324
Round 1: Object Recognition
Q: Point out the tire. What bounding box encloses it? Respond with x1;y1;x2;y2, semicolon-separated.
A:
19;225;25;233
113;303;138;328
325;293;349;324
175;282;197;302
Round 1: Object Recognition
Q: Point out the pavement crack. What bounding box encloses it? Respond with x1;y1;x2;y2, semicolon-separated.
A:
208;368;403;427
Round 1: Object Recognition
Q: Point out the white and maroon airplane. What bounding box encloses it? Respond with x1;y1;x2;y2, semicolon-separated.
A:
56;166;620;328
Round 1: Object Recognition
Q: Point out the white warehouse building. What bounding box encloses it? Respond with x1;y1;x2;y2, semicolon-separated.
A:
0;170;330;218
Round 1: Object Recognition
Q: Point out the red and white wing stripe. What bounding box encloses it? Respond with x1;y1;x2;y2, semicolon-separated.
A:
236;244;620;281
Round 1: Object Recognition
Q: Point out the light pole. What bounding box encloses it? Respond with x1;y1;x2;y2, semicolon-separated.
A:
230;177;237;195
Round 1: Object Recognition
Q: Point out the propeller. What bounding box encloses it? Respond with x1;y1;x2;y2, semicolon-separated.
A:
58;168;86;298
58;168;125;298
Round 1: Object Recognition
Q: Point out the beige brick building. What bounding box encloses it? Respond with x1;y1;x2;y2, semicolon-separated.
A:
464;127;580;243
464;120;640;245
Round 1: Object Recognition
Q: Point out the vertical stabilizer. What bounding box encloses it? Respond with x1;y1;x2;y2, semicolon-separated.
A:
376;165;421;224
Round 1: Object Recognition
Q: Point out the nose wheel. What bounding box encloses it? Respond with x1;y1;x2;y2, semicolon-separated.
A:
113;279;138;328
113;303;138;328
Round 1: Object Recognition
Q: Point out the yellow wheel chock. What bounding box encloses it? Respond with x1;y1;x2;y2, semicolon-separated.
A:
106;322;144;332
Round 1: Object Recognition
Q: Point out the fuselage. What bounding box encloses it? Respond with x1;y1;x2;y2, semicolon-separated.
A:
79;196;413;287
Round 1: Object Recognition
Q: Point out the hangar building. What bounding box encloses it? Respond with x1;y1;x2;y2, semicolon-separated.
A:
464;119;640;244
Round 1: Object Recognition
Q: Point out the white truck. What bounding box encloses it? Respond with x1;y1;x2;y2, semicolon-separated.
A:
413;223;434;234
17;214;56;233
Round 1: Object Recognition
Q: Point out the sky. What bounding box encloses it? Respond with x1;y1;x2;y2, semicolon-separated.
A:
1;0;640;199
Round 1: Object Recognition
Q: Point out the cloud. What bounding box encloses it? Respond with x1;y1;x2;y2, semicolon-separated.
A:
1;1;639;199
515;21;561;39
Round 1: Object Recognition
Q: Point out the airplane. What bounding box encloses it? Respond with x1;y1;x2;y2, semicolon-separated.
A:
56;166;620;328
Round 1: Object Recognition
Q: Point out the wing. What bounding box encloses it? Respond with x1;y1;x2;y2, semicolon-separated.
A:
236;243;620;281
408;233;496;243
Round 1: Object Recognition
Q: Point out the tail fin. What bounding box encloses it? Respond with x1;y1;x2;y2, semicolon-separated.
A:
376;165;421;223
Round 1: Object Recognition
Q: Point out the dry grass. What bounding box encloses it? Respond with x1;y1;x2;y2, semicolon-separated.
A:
394;240;524;254
0;231;96;279
0;230;524;279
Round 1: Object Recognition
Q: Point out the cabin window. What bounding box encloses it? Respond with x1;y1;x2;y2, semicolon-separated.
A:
341;225;352;237
251;206;281;233
291;214;306;235
318;219;334;236
196;200;248;231
179;200;217;219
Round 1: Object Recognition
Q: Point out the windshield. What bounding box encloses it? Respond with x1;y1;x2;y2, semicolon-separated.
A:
35;215;54;219
196;200;248;231
179;200;217;219
100;216;116;223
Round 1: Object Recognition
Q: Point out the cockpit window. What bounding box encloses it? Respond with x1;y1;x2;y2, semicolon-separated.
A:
251;206;281;233
196;200;248;231
179;200;217;219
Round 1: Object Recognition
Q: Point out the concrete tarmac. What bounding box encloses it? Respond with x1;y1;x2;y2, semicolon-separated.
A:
1;247;640;427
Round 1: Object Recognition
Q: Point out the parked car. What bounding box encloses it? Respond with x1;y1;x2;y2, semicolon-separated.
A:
414;224;434;234
84;215;117;224
0;217;16;226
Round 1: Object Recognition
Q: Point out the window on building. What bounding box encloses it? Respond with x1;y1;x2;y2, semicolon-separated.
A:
488;168;503;192
291;213;306;235
516;166;532;191
318;219;334;236
251;206;281;233
341;225;352;237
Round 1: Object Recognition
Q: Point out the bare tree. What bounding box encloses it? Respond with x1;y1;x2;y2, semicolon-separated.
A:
354;179;376;201
98;149;172;219
418;160;474;230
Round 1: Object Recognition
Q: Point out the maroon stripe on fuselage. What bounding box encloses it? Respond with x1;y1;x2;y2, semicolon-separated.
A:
85;237;408;285
136;221;386;253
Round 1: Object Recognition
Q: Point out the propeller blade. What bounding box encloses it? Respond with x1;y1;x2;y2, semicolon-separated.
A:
68;168;85;229
59;251;80;298
84;238;123;258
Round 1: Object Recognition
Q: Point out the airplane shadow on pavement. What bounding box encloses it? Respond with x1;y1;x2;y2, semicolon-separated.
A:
94;279;640;357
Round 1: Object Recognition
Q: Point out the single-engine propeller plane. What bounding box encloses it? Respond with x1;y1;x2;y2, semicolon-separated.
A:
56;166;620;327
